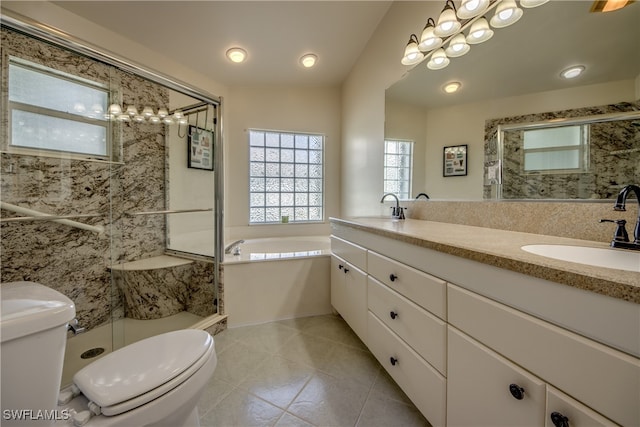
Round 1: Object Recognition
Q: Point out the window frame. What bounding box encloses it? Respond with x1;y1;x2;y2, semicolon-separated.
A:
7;56;112;160
248;129;325;225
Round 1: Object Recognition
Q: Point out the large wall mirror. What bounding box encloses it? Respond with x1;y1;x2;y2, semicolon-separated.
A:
385;1;640;201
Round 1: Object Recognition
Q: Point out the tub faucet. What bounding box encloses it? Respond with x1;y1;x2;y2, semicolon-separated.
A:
602;184;640;250
225;239;244;255
380;193;405;220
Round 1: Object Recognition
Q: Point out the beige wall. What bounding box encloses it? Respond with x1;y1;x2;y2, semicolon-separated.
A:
225;86;341;241
341;2;439;217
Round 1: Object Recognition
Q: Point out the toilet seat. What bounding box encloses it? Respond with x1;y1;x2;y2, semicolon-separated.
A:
72;329;213;417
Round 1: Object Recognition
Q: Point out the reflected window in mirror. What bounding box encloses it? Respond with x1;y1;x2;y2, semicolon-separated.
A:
384;139;413;200
522;125;589;173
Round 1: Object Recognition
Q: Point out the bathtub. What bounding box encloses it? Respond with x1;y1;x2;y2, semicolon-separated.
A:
223;236;332;327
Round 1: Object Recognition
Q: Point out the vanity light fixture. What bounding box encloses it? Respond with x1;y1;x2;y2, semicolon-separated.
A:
401;34;425;66
560;65;586;79
402;0;549;69
457;0;490;19
226;47;247;63
435;0;462;37
427;48;450;70
443;81;462;93
490;0;523;28
300;53;318;68
445;33;471;57
466;17;494;44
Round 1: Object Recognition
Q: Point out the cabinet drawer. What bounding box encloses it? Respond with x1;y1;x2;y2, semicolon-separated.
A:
447;326;546;427
367;251;446;320
448;284;640;427
546;386;618;427
368;276;446;374
367;312;446;427
331;236;367;271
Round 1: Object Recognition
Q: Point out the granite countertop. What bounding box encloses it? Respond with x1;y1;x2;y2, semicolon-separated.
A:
330;217;640;304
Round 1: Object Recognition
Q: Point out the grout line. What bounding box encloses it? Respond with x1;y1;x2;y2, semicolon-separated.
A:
353;367;382;427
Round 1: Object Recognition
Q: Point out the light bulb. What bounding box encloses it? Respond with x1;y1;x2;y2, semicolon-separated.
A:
157;108;168;118
108;104;122;115
434;3;461;37
561;65;585;79
126;105;138;117
142;106;154;118
443;82;461;93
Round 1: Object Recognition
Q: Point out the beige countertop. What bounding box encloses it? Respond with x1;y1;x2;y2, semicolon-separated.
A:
330;217;640;304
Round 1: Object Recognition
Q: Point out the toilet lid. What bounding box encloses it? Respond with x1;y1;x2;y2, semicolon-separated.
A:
73;329;213;413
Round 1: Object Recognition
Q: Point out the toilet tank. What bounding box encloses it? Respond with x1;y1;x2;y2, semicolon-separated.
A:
1;281;75;426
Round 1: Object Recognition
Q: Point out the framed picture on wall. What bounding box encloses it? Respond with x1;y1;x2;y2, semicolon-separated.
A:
443;144;467;177
188;125;214;171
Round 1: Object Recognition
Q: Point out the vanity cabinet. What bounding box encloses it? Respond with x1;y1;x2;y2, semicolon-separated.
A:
330;222;639;427
330;236;367;341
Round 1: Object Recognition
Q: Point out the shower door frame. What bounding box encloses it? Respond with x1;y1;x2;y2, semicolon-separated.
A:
1;12;225;316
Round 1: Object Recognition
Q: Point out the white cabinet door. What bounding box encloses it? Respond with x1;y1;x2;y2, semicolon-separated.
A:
330;254;367;342
545;386;618;427
447;326;546;427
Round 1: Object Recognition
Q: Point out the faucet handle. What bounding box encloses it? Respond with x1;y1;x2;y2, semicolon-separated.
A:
599;219;629;242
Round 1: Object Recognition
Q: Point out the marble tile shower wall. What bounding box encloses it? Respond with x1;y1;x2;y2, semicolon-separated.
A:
0;28;213;331
484;102;640;200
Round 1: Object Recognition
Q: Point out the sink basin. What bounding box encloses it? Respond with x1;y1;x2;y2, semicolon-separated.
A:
521;244;640;272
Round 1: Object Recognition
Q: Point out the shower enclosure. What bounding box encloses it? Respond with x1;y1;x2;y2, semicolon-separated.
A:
0;15;224;385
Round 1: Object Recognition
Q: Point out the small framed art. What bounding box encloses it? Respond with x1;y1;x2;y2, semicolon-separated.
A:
443;144;467;177
188;126;214;171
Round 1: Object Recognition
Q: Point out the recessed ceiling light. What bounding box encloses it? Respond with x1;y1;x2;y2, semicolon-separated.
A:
226;47;247;63
300;53;317;68
561;65;585;79
443;81;461;93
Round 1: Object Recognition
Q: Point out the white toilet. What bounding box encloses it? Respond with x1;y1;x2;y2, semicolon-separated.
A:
0;281;217;427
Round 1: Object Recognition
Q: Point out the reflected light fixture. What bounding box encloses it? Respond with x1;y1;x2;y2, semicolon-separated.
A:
108;104;187;126
402;0;549;70
226;47;247;63
300;53;317;68
560;65;586;79
443;81;462;93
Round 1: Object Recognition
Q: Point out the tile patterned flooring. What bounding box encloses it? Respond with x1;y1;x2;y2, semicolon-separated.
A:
197;314;430;427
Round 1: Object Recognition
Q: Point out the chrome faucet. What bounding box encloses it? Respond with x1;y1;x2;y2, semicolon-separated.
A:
415;192;430;200
601;184;640;250
380;193;405;220
224;239;245;255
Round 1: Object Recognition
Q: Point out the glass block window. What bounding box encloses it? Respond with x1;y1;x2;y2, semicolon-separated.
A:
249;129;324;224
384;139;413;199
8;57;110;158
523;125;589;173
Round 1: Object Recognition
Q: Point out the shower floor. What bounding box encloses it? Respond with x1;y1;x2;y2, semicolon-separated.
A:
61;311;203;387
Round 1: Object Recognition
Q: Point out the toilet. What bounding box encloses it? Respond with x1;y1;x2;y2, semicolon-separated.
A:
0;281;217;427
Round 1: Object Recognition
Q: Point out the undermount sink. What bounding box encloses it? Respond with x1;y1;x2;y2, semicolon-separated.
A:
521;244;640;273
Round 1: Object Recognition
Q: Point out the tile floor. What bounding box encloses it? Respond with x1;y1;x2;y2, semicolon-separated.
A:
197;314;430;427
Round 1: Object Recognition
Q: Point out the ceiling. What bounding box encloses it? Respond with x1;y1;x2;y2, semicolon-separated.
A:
51;1;392;87
387;1;640;109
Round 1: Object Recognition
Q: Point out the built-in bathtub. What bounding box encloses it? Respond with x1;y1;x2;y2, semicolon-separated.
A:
223;236;332;327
